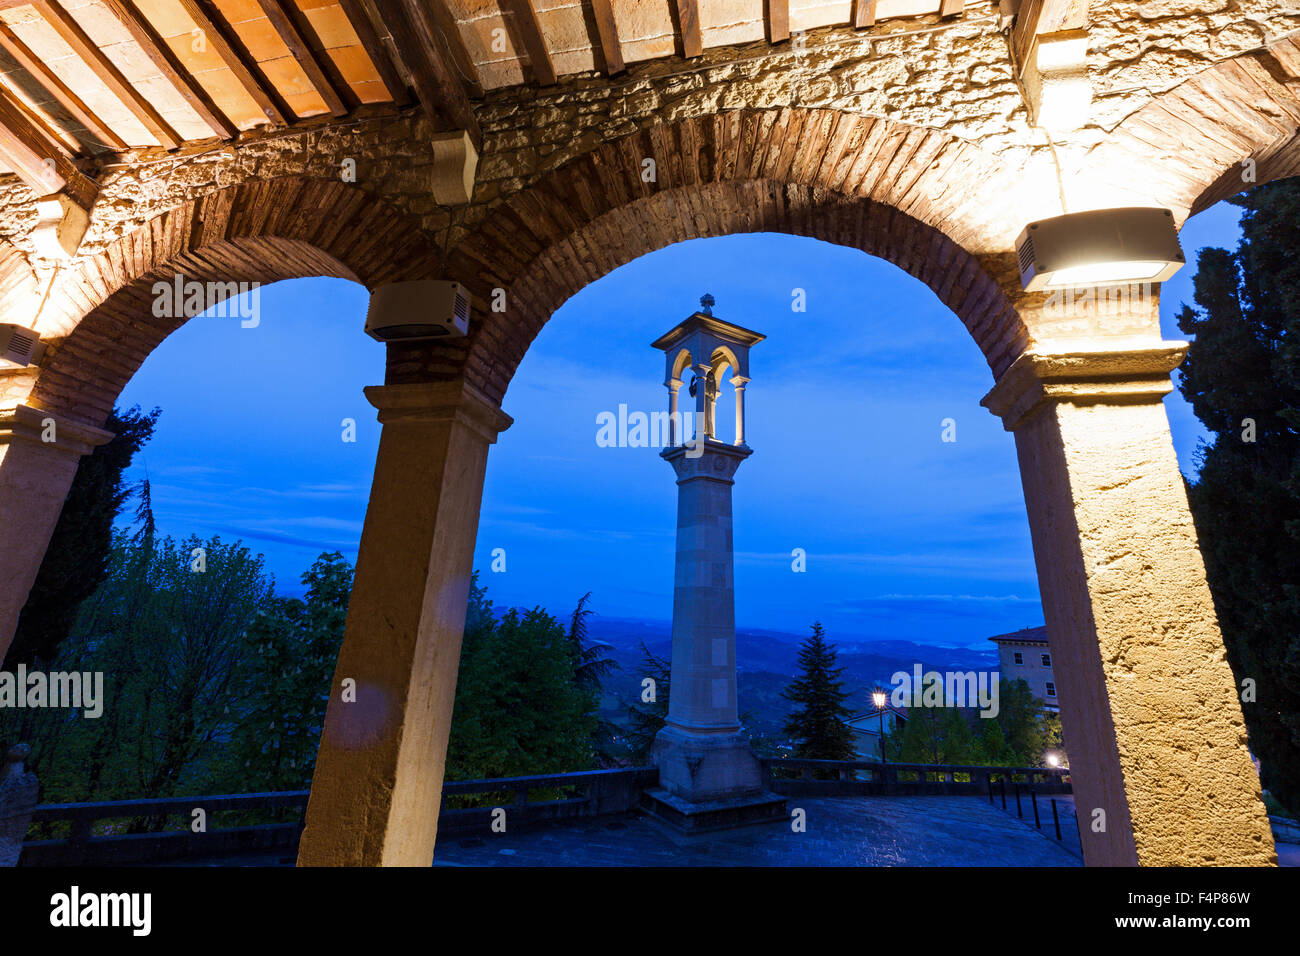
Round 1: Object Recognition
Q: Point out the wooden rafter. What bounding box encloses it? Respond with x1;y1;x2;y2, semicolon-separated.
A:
939;0;965;16
501;0;555;86
255;0;349;117
0;20;125;150
1012;0;1088;66
338;0;410;105
672;0;702;58
588;0;623;76
30;0;182;150
0;80;96;209
371;0;480;146
0;74;80;155
99;0;237;140
766;0;789;44
174;0;291;126
851;0;877;28
428;0;483;99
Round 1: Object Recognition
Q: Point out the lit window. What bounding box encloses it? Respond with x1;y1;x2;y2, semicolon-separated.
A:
1046;682;1057;698
1013;652;1023;665
1041;653;1052;667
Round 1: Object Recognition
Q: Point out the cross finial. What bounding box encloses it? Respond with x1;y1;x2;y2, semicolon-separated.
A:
700;293;714;315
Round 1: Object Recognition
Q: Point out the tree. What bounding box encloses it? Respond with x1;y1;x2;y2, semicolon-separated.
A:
567;592;620;765
444;576;598;782
624;641;670;763
1175;178;1300;817
781;622;855;760
5;405;159;668
216;552;353;793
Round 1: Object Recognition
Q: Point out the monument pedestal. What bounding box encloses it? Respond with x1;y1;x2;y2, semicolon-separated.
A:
644;725;785;833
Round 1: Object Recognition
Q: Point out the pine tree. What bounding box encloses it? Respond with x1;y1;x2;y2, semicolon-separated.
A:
624;641;670;763
781;622;855;760
1175;179;1300;817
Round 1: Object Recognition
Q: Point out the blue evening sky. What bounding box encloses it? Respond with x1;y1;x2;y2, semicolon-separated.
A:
116;201;1239;651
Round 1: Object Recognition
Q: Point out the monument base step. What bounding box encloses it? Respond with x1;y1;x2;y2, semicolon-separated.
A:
640;787;787;834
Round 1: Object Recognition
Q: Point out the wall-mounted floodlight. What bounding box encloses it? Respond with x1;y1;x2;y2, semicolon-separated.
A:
1015;207;1185;291
0;323;44;368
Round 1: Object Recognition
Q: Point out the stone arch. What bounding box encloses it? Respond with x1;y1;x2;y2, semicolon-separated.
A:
1087;34;1300;220
444;109;1034;405
29;177;442;427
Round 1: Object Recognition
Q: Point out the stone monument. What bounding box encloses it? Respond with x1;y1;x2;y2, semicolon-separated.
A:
642;296;786;832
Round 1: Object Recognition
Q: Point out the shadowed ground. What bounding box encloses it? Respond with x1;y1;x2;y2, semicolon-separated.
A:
431;796;1084;867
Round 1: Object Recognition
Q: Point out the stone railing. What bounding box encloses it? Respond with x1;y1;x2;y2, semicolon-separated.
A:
760;758;1072;798
21;766;659;866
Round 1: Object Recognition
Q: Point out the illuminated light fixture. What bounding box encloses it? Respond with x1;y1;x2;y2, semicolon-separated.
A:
1015;207;1185;292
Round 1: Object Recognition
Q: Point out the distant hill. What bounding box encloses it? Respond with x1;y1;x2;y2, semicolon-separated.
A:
566;615;1003;742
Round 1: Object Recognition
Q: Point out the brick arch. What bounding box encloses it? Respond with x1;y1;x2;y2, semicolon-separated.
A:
30;176;442;426
438;109;1033;405
1088;34;1300;220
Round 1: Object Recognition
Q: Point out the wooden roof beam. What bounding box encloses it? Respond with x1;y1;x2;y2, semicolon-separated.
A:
100;0;237;140
255;0;349;117
0;82;97;210
0;20;125;150
371;0;480;147
766;0;789;44
30;0;183;150
174;0;291;127
428;0;483;100
502;0;555;86
672;0;702;59
337;0;410;105
851;0;877;28
1012;0;1087;65
587;0;624;76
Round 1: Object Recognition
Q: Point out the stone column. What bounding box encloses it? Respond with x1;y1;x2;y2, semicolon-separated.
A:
297;380;511;867
652;439;762;801
983;345;1276;866
0;405;113;662
732;375;749;446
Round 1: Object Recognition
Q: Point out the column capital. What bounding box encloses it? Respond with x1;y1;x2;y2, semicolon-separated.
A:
981;343;1188;431
363;380;513;444
0;404;114;457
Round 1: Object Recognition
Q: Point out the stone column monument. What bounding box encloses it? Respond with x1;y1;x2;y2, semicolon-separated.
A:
643;296;785;832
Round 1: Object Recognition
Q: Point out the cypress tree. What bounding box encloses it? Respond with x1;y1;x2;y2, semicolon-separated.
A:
1175;179;1300;817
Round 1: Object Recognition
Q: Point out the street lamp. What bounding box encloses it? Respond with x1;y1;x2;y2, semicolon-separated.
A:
872;687;888;765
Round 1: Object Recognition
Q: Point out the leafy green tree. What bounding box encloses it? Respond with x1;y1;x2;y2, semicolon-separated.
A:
444;576;597;781
1175;178;1300;817
216;552;353;793
11;519;275;808
5;405;159;669
781;622;854;760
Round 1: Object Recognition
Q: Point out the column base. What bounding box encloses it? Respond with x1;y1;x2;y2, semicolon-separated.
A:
641;786;787;835
652;724;765;802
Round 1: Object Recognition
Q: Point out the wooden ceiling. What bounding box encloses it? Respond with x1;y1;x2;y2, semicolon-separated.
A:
0;0;969;195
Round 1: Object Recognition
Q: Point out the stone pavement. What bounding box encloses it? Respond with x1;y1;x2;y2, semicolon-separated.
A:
431;796;1083;867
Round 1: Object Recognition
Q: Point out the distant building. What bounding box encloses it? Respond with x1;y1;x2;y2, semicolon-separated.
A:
989;626;1058;713
846;706;907;762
